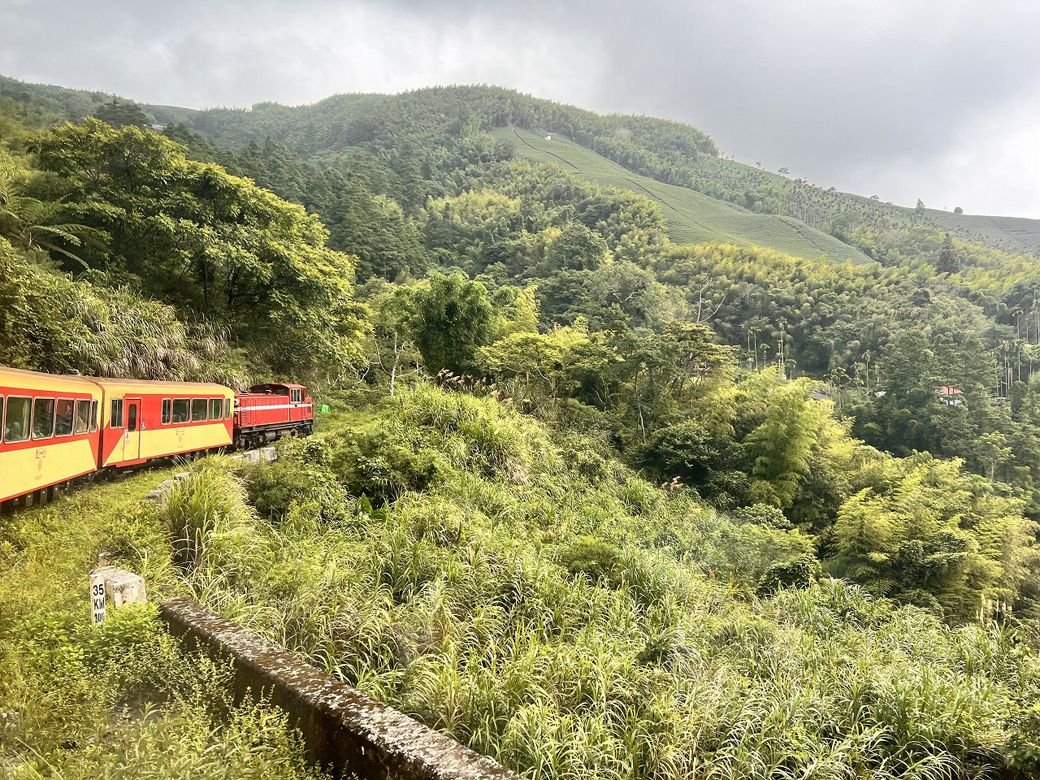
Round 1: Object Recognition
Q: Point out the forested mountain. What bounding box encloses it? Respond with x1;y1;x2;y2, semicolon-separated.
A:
137;81;1040;515
5;73;1040;778
148;83;1040;258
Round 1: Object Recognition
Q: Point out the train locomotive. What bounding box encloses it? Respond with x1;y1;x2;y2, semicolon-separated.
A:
0;366;314;509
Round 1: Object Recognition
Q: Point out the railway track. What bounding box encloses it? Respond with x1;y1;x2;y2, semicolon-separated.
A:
0;441;283;516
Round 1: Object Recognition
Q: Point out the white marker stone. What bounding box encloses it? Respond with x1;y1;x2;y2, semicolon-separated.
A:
89;572;107;625
88;566;147;624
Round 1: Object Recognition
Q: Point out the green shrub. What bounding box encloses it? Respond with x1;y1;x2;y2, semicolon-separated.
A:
731;502;793;530
396;383;560;483
1008;678;1040;775
757;553;823;594
331;431;444;505
247;439;353;526
558;536;623;582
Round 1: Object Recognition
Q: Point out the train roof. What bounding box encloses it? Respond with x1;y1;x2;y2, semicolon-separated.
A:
88;377;234;395
244;382;307;394
1;365;242;397
0;366;103;395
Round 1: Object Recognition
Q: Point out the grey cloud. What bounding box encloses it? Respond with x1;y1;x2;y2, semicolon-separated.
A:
1;0;1037;216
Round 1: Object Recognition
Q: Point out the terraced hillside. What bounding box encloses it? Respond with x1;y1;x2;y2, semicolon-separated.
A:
831;189;1040;257
917;207;1040;256
493;127;871;264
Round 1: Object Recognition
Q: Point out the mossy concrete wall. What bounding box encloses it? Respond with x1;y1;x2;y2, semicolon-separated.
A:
159;597;520;780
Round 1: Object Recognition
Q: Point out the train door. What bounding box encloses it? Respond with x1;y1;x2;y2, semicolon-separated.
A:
123;398;142;462
290;388;302;423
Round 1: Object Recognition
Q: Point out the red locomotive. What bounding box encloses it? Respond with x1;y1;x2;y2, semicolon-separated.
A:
234;383;314;448
1;367;315;509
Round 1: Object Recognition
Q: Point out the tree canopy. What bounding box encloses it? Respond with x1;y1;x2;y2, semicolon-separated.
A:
28;119;367;380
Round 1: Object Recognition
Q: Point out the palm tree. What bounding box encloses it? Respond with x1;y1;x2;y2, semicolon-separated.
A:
0;158;97;268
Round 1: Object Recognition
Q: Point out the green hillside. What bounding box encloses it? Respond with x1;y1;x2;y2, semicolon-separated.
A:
493;127;870;263
918;207;1040;256
829;187;1040;256
9;71;1040;780
4;75;1037;260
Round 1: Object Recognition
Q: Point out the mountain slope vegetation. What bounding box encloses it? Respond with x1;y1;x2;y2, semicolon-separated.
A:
141;82;1040;258
162;389;1040;779
4;74;1040;778
493;127;871;264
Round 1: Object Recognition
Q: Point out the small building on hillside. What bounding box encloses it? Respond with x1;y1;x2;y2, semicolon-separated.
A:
939;386;963;407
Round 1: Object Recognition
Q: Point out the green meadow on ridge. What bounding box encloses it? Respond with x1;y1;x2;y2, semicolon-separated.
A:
493;127;872;264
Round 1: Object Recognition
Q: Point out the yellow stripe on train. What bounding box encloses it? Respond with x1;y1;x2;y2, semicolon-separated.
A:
99;422;233;468
0;439;98;501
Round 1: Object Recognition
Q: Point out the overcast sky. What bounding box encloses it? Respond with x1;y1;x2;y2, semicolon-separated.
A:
2;0;1038;217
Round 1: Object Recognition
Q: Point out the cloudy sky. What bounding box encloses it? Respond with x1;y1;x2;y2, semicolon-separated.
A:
2;0;1038;217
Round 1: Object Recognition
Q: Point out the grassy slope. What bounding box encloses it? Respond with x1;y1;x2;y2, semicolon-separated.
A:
493;127;872;264
0;469;323;779
1;388;1037;778
829;186;1040;255
162;387;1038;779
919;207;1040;255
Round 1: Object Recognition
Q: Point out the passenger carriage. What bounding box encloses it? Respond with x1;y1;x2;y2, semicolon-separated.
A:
1;368;234;508
92;379;234;468
0;367;102;504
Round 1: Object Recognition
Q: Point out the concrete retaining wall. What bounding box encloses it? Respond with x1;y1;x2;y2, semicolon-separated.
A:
159;597;521;780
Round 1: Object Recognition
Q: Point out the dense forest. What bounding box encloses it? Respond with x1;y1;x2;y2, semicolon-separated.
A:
5;76;1040;778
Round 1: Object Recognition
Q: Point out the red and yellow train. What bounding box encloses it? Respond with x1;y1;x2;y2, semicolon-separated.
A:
0;366;314;509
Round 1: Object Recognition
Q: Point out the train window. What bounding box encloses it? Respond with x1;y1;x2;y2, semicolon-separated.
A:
32;398;55;440
74;400;92;435
90;400;98;432
55;399;75;436
224;398;232;419
127;404;138;433
111;399;124;428
191;398;208;421
161;399;172;425
208;398;222;420
32;398;55;439
172;399;190;423
4;397;30;443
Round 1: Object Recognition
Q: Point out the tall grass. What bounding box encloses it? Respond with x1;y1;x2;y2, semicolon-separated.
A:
164;385;1039;779
0;470;327;779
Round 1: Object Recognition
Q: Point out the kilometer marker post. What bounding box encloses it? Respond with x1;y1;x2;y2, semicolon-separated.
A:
89;571;107;624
